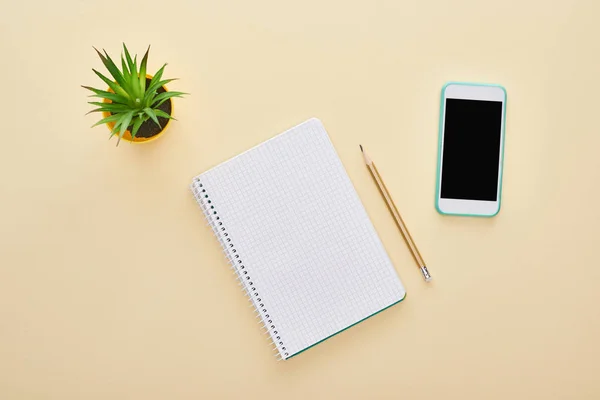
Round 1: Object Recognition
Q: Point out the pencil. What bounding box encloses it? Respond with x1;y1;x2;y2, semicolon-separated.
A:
360;145;432;282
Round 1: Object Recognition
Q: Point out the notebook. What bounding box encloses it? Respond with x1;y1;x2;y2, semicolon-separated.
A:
190;118;406;360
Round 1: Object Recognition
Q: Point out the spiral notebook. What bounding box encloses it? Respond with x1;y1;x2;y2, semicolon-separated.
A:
190;118;406;360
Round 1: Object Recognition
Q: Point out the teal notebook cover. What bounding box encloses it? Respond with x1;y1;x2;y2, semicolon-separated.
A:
191;118;406;360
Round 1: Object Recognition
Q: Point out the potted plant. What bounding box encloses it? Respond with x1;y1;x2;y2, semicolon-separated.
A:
83;44;186;145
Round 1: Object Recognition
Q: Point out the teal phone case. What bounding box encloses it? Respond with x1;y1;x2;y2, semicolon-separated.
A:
435;82;507;217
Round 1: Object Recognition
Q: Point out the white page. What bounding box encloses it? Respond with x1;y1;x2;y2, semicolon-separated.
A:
192;118;405;359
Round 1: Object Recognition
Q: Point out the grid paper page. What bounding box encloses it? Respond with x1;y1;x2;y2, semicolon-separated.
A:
193;118;406;359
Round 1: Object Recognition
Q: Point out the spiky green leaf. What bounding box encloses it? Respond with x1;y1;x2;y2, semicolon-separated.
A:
148;63;167;90
110;112;129;132
143;107;160;128
154;109;175;120
144;79;178;106
151;91;187;107
86;108;122;115
93;47;126;88
146;78;177;98
116;111;134;145
87;107;133;115
130;117;145;138
109;119;121;136
121;53;130;82
129;54;141;99
123;44;136;78
82;86;130;104
91;113;122;128
86;94;128;105
86;103;133;114
139;46;150;94
122;45;139;98
102;49;127;88
88;101;131;108
92;69;130;99
88;95;131;106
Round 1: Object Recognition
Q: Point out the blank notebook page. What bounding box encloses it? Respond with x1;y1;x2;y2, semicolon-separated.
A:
191;118;405;360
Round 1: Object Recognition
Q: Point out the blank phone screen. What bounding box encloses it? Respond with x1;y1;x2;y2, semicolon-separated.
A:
441;99;503;201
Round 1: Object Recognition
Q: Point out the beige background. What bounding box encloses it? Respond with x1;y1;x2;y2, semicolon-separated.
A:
1;0;600;399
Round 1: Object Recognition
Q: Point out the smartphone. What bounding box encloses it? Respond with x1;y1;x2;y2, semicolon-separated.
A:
435;82;507;217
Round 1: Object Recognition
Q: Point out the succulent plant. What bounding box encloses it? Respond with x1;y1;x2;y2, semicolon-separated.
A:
83;44;186;144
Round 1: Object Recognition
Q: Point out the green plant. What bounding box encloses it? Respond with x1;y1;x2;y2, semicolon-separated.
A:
83;44;186;144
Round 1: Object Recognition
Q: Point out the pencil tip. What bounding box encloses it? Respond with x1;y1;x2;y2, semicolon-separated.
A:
360;145;372;165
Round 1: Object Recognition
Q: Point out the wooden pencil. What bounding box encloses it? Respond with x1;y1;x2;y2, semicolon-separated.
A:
360;145;432;282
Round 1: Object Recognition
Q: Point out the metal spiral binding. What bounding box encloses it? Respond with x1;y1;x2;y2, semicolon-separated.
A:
190;178;289;360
